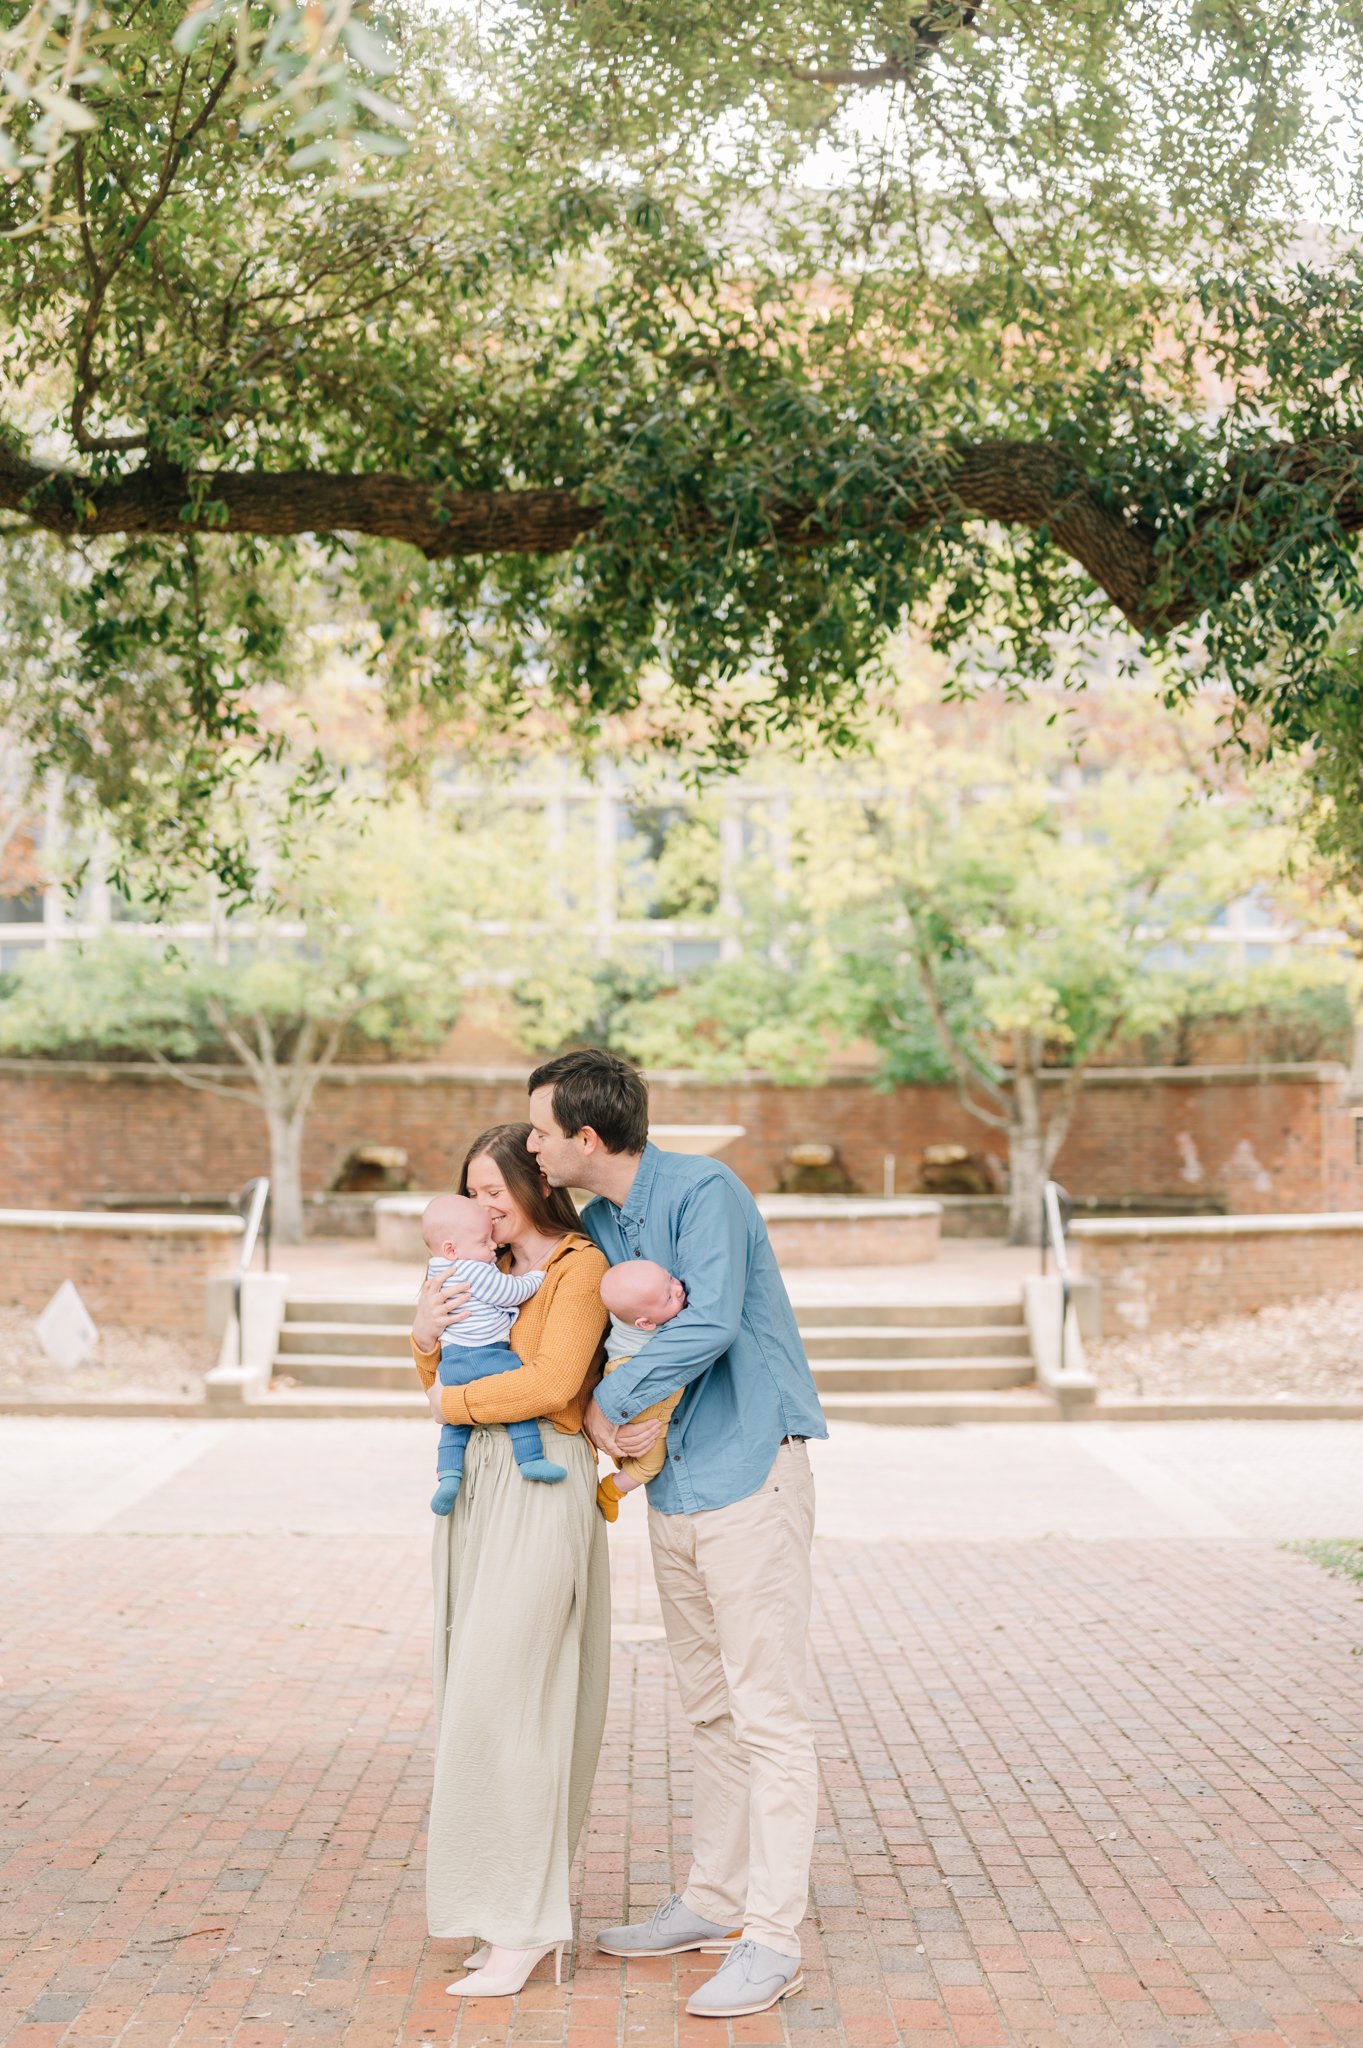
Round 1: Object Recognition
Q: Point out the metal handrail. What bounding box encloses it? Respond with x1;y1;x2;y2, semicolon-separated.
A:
1041;1178;1072;1377
234;1177;271;1374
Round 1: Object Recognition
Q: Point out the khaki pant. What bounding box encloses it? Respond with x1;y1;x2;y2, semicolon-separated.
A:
647;1440;817;1958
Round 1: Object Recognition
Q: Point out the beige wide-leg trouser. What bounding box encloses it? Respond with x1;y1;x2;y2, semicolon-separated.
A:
647;1440;817;1958
428;1425;609;1948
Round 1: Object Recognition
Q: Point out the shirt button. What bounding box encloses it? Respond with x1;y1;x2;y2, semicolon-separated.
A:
672;1453;681;1463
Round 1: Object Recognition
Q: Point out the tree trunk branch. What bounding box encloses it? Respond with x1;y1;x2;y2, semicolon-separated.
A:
4;433;1360;636
143;1045;257;1105
911;941;1011;1131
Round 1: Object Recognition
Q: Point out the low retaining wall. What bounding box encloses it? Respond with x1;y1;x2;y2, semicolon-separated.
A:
0;1209;244;1334
5;1058;1363;1216
756;1196;941;1267
1072;1212;1363;1335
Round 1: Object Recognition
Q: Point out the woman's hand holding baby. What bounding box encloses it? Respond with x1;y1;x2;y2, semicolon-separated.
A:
412;1270;472;1354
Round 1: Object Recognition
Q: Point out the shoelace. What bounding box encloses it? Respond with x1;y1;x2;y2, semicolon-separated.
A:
723;1940;758;1972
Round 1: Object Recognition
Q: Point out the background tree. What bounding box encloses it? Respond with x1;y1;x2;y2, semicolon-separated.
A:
3;2;1363;884
0;804;485;1239
1281;623;1363;1089
835;757;1281;1242
536;690;1310;1241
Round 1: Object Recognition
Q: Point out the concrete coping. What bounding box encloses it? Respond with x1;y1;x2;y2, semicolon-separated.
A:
756;1196;942;1220
1070;1210;1363;1240
0;1207;245;1237
377;1192;944;1222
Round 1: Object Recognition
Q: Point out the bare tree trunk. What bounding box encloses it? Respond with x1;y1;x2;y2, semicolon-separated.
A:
1007;1038;1047;1245
262;1097;307;1245
1350;1014;1363;1097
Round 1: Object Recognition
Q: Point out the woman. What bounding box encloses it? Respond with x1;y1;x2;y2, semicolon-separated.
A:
410;1121;658;2000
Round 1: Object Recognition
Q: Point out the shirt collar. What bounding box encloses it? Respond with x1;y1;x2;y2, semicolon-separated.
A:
618;1142;660;1227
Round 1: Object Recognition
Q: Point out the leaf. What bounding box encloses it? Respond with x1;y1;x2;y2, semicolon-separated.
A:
29;88;99;131
341;18;397;77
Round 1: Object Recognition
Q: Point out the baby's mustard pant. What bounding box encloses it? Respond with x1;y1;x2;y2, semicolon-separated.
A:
604;1361;684;1484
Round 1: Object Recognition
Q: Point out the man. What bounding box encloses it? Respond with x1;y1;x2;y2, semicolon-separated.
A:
525;1048;828;2021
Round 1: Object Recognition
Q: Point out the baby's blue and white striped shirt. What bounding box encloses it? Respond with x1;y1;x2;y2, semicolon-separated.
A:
427;1257;544;1349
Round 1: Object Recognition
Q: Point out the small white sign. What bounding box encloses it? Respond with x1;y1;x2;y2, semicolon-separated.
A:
35;1281;99;1372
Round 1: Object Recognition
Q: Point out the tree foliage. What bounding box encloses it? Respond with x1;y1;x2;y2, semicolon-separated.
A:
4;0;1363;883
524;689;1314;1237
0;802;479;1236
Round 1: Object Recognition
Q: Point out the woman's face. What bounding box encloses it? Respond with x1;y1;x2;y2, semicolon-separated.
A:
465;1152;530;1245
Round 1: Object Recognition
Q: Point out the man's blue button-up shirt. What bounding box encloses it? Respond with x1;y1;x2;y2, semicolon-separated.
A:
582;1144;828;1515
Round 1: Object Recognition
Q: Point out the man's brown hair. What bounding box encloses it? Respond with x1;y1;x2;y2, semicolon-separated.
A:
528;1048;649;1156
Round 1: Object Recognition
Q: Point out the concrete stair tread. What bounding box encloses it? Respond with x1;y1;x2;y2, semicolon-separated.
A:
803;1332;1030;1360
794;1302;1023;1326
821;1389;1060;1422
273;1353;417;1374
811;1355;1033;1371
282;1295;414;1325
277;1322;412;1355
271;1284;1040;1417
256;1387;429;1416
802;1327;1029;1350
281;1318;412;1335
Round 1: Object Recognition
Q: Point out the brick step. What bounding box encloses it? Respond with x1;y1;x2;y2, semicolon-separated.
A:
819;1388;1061;1425
812;1358;1034;1393
801;1326;1030;1359
278;1320;412;1357
793;1301;1023;1328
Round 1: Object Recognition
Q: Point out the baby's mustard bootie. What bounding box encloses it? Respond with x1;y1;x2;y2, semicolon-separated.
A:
596;1473;626;1523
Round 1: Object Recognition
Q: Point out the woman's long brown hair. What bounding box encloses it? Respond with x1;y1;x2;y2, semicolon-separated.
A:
457;1121;580;1237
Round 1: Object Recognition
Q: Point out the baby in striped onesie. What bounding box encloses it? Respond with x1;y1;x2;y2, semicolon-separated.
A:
421;1192;561;1516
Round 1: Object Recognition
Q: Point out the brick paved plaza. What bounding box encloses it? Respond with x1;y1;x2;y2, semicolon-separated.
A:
3;1419;1363;2048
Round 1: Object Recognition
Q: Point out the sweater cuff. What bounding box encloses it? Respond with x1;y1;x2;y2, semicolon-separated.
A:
440;1384;474;1427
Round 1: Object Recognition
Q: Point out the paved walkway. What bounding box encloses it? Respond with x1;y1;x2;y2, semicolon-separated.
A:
3;1421;1363;2048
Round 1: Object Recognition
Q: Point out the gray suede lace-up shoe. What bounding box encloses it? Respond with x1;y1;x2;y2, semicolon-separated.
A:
685;1940;803;2018
596;1894;741;1958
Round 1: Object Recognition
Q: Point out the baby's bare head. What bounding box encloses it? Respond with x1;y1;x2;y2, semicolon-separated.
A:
422;1193;496;1264
601;1258;687;1332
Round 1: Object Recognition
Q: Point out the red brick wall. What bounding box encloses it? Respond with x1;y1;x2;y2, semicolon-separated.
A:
1;1058;1360;1217
0;1215;243;1333
1074;1218;1363;1334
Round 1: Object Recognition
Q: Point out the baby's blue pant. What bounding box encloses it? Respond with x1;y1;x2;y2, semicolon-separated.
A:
436;1340;552;1480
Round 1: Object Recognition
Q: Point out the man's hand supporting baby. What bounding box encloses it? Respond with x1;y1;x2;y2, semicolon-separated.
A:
583;1399;664;1462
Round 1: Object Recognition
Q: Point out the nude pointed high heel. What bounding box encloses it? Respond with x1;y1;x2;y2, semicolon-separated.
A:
446;1941;565;1997
464;1942;491;1970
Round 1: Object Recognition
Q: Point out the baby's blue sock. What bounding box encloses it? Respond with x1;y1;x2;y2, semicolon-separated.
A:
517;1457;567;1485
431;1473;463;1515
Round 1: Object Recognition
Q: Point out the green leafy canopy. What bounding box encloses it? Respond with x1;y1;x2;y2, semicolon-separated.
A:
3;1;1363;886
